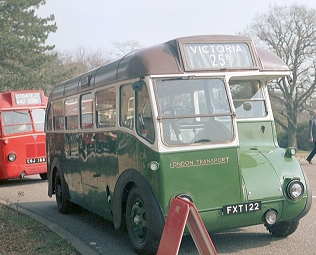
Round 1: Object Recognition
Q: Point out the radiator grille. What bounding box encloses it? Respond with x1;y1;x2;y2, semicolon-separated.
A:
26;143;46;157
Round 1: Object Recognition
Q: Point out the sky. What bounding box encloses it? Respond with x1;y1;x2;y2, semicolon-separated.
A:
36;0;316;53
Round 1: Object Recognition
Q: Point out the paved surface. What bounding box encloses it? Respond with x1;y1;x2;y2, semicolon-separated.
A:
1;161;315;254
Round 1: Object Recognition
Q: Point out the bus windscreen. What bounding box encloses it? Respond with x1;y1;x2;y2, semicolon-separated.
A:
2;111;33;135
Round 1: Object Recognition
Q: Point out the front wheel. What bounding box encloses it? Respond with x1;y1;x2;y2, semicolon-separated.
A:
55;169;71;214
39;173;47;180
265;220;299;237
126;186;159;255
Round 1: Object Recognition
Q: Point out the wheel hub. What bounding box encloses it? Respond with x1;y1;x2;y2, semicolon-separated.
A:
130;198;147;242
133;214;141;225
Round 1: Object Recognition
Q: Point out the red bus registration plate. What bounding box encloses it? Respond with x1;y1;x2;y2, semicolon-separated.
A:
222;201;261;215
26;157;46;164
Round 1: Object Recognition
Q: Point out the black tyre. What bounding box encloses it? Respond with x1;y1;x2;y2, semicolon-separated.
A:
265;220;299;237
39;173;47;180
126;186;159;255
55;169;71;214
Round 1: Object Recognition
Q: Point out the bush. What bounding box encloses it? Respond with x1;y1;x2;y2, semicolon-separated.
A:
277;122;313;151
297;122;313;151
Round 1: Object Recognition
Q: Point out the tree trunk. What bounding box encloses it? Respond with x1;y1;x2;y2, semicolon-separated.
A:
287;121;297;148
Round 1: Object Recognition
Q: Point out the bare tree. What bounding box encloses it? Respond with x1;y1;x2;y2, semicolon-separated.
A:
59;46;112;76
111;40;142;58
244;4;316;147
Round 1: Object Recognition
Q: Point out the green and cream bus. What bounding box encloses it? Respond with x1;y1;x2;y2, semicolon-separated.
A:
45;35;311;254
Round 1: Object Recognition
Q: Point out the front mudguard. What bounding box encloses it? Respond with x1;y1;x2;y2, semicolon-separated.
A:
288;167;312;221
112;168;165;237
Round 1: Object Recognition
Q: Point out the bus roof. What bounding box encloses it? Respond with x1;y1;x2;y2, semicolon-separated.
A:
49;35;289;101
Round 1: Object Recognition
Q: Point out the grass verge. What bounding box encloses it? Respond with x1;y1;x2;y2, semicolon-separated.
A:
0;203;80;255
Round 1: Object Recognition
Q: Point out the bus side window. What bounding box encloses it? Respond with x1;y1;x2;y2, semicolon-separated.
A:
96;87;116;128
81;93;93;129
120;84;134;129
136;84;155;143
53;101;64;130
65;97;78;130
230;80;266;118
46;104;53;131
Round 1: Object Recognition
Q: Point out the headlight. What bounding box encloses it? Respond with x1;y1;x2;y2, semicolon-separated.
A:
177;194;193;202
8;153;17;162
287;180;304;199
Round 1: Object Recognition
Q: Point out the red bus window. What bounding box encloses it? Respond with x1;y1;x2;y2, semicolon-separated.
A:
2;111;32;135
32;109;46;131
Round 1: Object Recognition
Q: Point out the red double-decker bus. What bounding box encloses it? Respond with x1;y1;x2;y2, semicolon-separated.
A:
0;90;48;180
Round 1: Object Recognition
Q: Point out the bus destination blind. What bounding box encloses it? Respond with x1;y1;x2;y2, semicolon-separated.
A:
182;42;255;70
14;92;42;105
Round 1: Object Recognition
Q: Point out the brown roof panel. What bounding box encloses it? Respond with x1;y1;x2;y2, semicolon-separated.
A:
49;35;289;101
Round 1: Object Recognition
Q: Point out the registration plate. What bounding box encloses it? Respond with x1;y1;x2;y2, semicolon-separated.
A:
222;201;261;215
26;157;46;164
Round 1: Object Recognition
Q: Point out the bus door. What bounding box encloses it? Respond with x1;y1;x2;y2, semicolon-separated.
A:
78;93;99;210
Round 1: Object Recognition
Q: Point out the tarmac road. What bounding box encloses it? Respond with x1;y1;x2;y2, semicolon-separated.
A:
0;162;315;255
